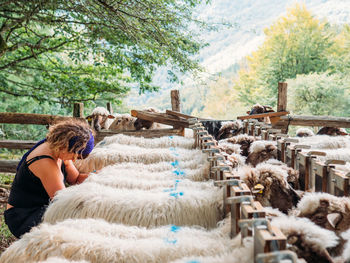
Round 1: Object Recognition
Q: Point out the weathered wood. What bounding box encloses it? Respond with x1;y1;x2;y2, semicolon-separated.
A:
73;103;84;118
279;115;350;128
95;128;185;143
171;90;181;112
277;82;288;112
0;160;19;173
0;112;85;125
165;110;198;120
237;111;289;120
0;140;36;149
106;102;113;114
131;110;189;128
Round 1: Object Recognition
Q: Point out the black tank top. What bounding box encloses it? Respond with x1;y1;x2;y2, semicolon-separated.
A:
8;155;68;208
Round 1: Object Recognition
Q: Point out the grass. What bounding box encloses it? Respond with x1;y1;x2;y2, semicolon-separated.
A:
0;173;16;255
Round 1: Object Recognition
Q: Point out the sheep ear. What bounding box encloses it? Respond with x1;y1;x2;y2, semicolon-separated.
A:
287;235;298;245
246;111;250;114
327;213;342;229
108;114;115;119
85;115;92;120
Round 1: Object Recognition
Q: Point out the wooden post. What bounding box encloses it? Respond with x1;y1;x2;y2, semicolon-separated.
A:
277;82;287;112
106;102;113;114
171;90;181;112
73;103;84;118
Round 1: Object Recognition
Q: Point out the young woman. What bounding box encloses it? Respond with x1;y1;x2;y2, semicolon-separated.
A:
4;119;95;238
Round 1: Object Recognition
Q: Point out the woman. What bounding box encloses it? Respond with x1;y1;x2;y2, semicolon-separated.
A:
4;119;95;238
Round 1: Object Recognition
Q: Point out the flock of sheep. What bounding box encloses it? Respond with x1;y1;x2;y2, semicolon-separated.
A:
2;105;350;263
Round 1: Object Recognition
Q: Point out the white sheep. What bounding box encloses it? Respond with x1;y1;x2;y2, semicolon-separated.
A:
85;106;115;131
74;144;208;174
108;113;136;131
0;218;235;263
38;258;90;263
294;135;350;149
295;127;315;137
85;167;213;189
43;182;223;229
96;134;195;149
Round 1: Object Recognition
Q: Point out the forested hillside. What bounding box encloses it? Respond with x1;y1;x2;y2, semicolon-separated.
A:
127;0;350;119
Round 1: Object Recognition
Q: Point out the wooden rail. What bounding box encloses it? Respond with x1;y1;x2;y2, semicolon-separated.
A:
131;110;190;128
279;115;350;128
0;112;84;125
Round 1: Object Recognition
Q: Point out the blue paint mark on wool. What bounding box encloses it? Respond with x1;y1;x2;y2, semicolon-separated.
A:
169;136;174;139
172;170;185;177
187;261;201;263
170;225;181;233
171;160;179;167
169;192;184;198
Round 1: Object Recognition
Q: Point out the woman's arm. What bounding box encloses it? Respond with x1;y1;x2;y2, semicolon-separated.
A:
28;159;65;199
64;160;89;185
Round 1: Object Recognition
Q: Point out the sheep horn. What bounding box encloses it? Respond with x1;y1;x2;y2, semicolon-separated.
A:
327;213;342;229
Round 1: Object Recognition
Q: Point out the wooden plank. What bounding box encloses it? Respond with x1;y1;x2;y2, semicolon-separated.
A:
170;90;181;112
73;103;84;118
0;160;19;173
95;128;184;143
165;110;198;120
277;82;288;112
0;112;85;125
237;111;289;120
0;140;36;149
131;110;189;128
279;115;350;128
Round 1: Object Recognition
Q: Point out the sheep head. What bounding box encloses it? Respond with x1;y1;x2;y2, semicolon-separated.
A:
134;108;159;130
86;107;114;131
246;142;277;167
240;164;300;213
296;128;315;137
272;217;338;263
317;127;348;136
109;114;136;131
216;121;243;140
227;135;256;157
247;104;275;121
296;193;350;256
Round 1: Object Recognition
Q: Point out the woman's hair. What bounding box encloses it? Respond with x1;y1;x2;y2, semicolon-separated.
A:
46;119;94;157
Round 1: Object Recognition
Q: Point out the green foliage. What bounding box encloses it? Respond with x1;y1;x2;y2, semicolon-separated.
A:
288;72;350;116
234;4;333;106
0;0;208;109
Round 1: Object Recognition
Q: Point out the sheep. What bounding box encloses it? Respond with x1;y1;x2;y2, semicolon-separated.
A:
96;134;195;149
340;229;350;263
217;141;241;155
263;159;300;190
108;113;136;131
38;258;90;263
74;144;208;174
0;218;236;263
43;182;223;229
85;106;114;131
216;120;243;140
317;127;348;136
246;140;277;167
295;192;350;256
296;127;315;137
238;163;300;213
271;216;338;263
222;134;256;157
221;152;246;169
169;236;254;263
295;135;350;149
84;166;214;190
247;103;274;123
134;107;165;130
79;159;210;180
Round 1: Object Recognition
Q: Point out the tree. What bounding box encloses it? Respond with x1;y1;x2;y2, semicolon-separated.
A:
234;4;333;106
288;72;350;117
0;0;208;107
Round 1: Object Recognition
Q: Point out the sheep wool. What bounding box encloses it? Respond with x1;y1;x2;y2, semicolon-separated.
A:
297;135;350;149
74;144;207;173
85;168;214;190
43;182;223;229
96;134;195;149
169;235;253;263
0;219;235;263
38;258;90;263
